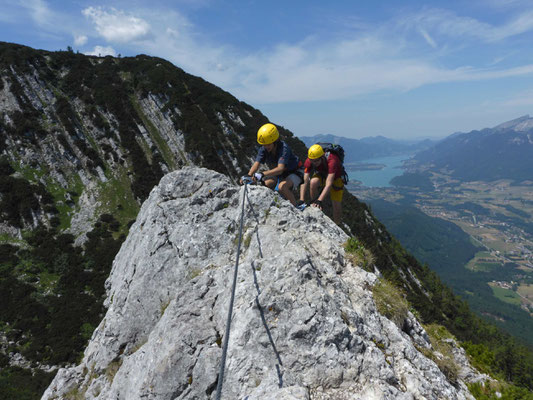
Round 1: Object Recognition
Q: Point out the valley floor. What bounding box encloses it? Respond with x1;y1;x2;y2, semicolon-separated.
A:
349;177;533;319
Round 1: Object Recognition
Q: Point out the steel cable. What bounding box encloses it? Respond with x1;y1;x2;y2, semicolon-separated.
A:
215;183;248;400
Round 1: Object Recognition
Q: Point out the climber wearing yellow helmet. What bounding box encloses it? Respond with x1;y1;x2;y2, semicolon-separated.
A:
299;144;344;224
241;123;301;206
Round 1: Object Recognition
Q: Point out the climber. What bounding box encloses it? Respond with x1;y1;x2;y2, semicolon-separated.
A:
298;144;344;224
240;123;301;206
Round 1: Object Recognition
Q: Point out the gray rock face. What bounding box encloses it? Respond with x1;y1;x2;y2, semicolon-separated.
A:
43;167;483;400
1;67;186;235
493;114;533;132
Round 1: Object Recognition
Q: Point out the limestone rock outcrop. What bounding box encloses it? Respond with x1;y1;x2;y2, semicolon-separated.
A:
43;167;483;399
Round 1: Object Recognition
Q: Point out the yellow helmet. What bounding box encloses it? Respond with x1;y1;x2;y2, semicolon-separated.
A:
257;123;279;145
308;144;324;159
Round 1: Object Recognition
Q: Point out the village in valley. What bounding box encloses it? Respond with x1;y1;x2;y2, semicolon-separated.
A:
350;175;533;317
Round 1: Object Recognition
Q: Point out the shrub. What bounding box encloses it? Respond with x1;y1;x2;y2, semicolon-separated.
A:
462;341;496;376
468;381;533;400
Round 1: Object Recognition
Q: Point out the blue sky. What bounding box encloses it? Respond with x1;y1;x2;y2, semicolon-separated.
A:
2;0;533;139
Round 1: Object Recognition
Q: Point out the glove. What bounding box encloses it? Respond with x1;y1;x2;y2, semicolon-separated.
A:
312;199;323;209
254;172;264;182
240;175;253;185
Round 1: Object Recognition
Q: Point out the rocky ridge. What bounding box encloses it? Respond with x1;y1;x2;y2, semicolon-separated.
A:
493;114;533;133
43;167;486;400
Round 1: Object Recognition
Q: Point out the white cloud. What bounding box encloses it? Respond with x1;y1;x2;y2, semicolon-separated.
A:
74;35;88;47
6;0;533;118
6;1;91;46
215;38;533;104
502;89;533;106
399;8;533;43
82;6;150;42
25;0;53;26
418;28;437;48
69;5;533;105
496;10;533;39
83;45;117;57
11;0;56;28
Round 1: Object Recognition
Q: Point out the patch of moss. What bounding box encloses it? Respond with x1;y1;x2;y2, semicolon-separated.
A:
37;270;60;294
15;163;47;183
11;159;85;231
243;232;252;249
95;170;139;237
420;323;460;387
372;278;409;329
188;268;202;280
105;358;123;383
344;237;374;271
43;174;84;230
0;234;25;246
160;300;171;316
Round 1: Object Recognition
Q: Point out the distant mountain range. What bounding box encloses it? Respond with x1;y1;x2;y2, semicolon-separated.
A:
412;115;533;182
298;134;436;163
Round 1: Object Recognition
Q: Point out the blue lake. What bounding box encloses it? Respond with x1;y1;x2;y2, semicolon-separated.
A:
347;154;412;188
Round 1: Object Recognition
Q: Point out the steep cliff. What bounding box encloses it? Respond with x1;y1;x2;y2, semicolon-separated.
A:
43;168;486;399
